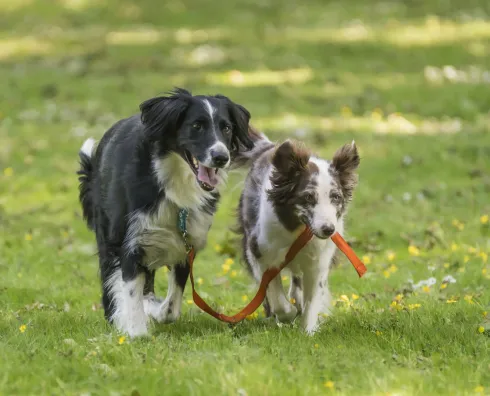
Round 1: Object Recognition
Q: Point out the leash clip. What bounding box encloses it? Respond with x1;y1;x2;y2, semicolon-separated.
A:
181;230;193;254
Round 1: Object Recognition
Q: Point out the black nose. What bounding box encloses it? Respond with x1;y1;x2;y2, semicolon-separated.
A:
320;224;335;237
211;150;229;167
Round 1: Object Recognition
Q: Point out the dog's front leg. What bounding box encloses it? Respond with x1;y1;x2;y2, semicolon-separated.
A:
105;251;148;337
144;260;189;324
301;266;331;335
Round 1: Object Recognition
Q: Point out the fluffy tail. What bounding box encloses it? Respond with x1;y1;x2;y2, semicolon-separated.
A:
77;138;96;230
230;126;275;170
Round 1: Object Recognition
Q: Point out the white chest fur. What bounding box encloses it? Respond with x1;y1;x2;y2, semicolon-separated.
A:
126;200;213;269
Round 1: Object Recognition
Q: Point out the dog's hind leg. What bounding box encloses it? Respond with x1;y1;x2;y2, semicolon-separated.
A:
144;261;189;324
288;274;304;314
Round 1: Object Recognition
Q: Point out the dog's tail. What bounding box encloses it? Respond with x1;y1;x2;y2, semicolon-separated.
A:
230;126;275;170
77;138;96;230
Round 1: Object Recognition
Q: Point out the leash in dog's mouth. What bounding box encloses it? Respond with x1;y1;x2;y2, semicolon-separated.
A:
178;208;367;324
182;150;219;192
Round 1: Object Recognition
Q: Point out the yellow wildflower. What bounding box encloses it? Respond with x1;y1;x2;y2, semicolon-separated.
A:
480;215;489;225
390;301;402;311
118;336;126;345
464;295;474;304
19;324;26;333
246;312;258;320
440;283;447;290
387;252;396;262
324;381;335;389
408;303;421;310
214;244;222;253
281;275;289;281
480;252;488;263
468;246;477;254
483;311;488;317
221;263;231;274
230;270;237;278
314;343;319;348
3;167;13;177
241;295;248;302
197;277;204;285
446;299;457;303
383;270;391;279
483;269;487;275
451;243;459;252
408;245;420;256
464;256;470;264
474;386;484;393
187;299;194;305
443;262;450;268
389;264;398;273
362;255;371;265
290;297;296;304
340;295;350;302
478;326;485;334
24;233;33;241
422;286;430;293
395;294;403;301
341;106;352;117
375;330;382;336
351;294;359;300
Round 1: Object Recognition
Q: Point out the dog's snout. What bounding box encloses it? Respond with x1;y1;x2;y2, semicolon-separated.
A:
320;224;335;238
211;149;229;167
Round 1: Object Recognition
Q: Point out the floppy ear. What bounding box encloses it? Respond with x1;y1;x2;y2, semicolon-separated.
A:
215;95;253;152
140;88;191;141
268;140;310;205
331;141;360;200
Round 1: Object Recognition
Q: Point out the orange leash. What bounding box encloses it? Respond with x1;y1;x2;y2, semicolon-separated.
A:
187;228;367;324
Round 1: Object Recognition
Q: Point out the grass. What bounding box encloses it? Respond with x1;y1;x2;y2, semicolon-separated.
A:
1;0;489;394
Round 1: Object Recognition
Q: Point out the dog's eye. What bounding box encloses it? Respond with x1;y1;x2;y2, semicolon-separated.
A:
331;192;342;203
192;122;202;130
222;125;231;134
305;193;315;203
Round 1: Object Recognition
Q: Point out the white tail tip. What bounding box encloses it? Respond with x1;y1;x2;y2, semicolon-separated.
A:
80;138;96;157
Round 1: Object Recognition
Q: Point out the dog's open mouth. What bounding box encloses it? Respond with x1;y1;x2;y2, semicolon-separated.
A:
184;151;219;192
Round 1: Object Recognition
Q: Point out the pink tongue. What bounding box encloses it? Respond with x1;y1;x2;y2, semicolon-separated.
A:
197;164;218;187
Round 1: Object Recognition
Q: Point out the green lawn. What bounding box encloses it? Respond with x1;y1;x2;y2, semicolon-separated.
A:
1;0;489;395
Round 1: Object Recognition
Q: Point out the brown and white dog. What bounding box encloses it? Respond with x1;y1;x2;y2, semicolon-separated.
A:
236;136;360;334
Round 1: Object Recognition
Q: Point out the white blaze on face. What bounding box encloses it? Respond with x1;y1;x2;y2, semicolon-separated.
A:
201;98;230;169
309;158;339;235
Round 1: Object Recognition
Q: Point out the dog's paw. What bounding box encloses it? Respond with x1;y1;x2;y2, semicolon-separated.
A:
144;296;180;324
273;304;298;323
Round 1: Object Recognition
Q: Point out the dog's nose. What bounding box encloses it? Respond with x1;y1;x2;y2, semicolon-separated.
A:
320;224;335;238
211;150;229;167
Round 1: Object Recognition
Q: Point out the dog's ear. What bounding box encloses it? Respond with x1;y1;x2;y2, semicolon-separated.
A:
140;88;191;141
215;95;253;152
331;141;360;200
268;140;310;204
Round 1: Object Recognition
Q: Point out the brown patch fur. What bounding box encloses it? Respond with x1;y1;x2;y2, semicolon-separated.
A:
331;143;360;201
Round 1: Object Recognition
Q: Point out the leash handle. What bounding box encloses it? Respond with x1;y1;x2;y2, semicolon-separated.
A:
331;232;367;277
189;227;314;323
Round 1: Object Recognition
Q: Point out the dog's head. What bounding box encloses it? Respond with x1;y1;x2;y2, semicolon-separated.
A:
140;88;253;191
267;140;360;239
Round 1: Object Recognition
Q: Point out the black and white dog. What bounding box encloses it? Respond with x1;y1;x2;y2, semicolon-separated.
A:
236;138;360;334
77;88;254;337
